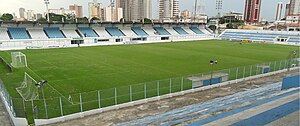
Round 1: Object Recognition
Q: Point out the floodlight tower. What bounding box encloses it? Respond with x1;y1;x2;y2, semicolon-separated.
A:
44;0;50;22
194;0;198;22
216;0;222;35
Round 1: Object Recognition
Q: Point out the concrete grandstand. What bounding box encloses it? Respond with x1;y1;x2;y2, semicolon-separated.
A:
0;22;214;50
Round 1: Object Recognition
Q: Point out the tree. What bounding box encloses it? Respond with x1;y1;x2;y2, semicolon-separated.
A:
46;13;65;22
120;18;126;22
37;17;47;22
143;18;152;23
77;17;88;22
0;13;13;21
226;23;234;29
91;17;100;21
208;25;217;32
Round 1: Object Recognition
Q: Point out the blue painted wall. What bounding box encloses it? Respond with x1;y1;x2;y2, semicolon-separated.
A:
203;77;222;86
281;74;300;90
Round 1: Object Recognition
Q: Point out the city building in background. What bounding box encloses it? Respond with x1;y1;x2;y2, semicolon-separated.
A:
244;0;262;24
48;8;76;16
223;11;243;22
275;2;283;21
88;0;102;18
69;4;83;18
159;0;179;19
35;13;43;20
180;10;192;19
285;3;290;17
103;5;123;22
285;0;300;31
116;0;151;21
25;10;35;21
19;8;25;18
288;0;300;15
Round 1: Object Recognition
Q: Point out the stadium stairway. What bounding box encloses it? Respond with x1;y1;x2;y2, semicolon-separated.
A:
0;29;10;40
116;83;299;125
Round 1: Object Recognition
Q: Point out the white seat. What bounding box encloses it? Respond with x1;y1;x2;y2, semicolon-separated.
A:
142;27;156;36
165;28;179;35
27;29;48;39
120;28;137;37
183;27;196;35
94;28;111;37
0;29;10;40
61;29;81;38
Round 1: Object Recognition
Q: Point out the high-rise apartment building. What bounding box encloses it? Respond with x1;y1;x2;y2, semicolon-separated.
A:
19;8;25;18
88;0;102;18
159;0;179;19
116;0;151;21
288;0;300;15
275;2;283;21
244;0;261;24
69;4;83;18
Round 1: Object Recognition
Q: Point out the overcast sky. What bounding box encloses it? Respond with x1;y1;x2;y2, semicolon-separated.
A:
0;0;290;21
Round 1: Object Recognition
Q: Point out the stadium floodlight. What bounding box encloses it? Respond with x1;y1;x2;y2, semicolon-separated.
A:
44;0;50;22
209;60;218;85
215;0;222;35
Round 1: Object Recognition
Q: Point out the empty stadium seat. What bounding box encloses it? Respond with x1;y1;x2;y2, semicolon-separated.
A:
120;28;138;37
78;27;99;37
173;27;188;35
7;27;31;39
43;27;66;38
0;29;10;40
153;27;171;35
61;29;81;38
28;29;48;39
219;30;300;42
105;27;125;37
190;27;204;34
131;27;148;36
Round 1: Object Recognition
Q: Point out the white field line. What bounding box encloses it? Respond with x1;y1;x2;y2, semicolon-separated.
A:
26;67;74;104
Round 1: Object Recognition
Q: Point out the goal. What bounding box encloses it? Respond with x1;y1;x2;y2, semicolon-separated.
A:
11;52;27;68
16;72;39;101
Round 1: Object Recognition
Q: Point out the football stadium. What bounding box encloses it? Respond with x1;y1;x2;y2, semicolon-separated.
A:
0;0;299;126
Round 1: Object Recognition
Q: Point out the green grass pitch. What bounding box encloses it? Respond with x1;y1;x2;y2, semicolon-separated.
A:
0;40;298;119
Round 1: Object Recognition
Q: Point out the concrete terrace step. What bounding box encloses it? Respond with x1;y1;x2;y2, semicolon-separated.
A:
116;83;286;125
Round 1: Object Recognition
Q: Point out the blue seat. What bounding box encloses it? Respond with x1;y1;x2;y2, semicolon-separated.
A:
131;27;148;36
44;27;65;38
105;27;125;37
173;27;188;35
190;27;204;34
153;27;171;35
78;27;98;37
7;27;31;39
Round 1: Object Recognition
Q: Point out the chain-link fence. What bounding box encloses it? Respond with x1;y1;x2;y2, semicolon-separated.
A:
0;58;299;120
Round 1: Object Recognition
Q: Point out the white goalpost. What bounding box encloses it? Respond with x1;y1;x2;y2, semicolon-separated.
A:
16;72;39;101
11;52;28;68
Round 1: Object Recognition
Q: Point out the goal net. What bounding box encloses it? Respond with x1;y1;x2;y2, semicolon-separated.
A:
16;72;39;101
11;52;27;68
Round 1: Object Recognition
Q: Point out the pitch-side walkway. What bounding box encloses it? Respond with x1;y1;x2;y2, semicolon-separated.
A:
0;95;12;126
